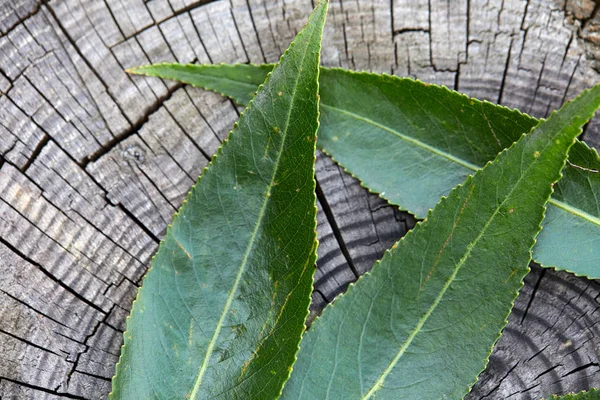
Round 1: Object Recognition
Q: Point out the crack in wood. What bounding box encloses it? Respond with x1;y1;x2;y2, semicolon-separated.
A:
0;376;85;399
0;0;43;38
2;0;600;397
82;82;184;167
65;305;115;388
315;178;360;279
20;133;49;173
520;267;547;324
0;235;106;314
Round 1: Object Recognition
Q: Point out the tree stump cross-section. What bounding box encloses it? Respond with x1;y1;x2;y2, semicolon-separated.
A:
0;0;599;398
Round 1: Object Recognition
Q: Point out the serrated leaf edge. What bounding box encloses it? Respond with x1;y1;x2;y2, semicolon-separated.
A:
110;1;327;395
128;63;600;262
295;102;582;398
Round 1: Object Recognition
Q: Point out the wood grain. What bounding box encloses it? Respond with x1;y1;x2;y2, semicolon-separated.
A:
0;0;598;398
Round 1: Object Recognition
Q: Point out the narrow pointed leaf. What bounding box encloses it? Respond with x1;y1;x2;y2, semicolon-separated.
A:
280;86;600;399
111;3;327;399
550;389;600;399
129;63;600;279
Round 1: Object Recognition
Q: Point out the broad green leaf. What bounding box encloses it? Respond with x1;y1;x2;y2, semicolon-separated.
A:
129;63;600;279
551;389;600;399
280;86;600;399
111;2;327;399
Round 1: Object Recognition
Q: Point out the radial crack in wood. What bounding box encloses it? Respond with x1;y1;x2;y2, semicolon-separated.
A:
0;0;599;398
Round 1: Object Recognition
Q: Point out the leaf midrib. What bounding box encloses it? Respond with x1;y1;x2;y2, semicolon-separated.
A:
142;67;600;229
320;104;480;171
179;73;260;95
321;104;600;228
188;27;317;400
361;129;561;399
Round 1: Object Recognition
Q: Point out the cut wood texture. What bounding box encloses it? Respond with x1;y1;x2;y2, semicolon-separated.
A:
0;0;598;399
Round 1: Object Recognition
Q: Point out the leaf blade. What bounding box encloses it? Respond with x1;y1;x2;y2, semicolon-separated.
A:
111;2;327;399
550;388;600;399
128;63;600;279
280;86;600;399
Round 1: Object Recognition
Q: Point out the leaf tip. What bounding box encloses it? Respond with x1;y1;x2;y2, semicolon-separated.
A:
125;67;142;75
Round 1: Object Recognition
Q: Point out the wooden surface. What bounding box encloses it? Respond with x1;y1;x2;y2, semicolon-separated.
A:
0;0;599;398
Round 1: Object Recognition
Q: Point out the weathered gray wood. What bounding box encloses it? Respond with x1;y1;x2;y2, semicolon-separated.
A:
0;0;599;398
468;265;600;399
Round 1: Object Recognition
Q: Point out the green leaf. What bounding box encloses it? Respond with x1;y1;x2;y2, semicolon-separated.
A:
280;86;600;399
110;2;327;399
128;63;600;279
126;63;271;108
550;389;600;399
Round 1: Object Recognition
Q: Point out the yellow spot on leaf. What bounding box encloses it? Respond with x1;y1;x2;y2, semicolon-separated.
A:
176;240;192;259
504;268;519;283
